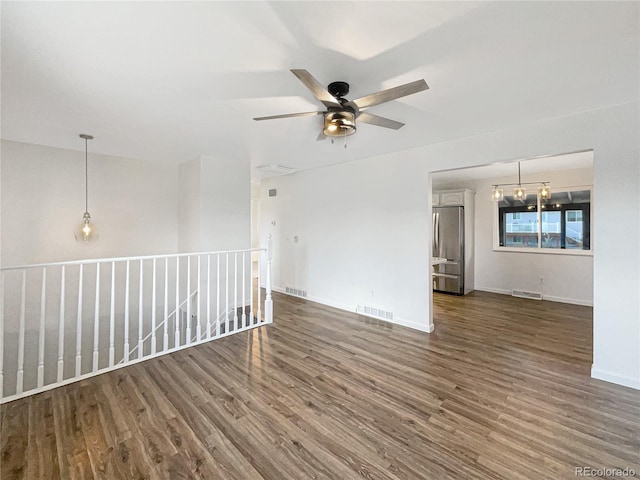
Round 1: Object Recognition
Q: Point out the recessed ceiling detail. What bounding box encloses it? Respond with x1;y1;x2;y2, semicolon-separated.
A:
1;2;637;179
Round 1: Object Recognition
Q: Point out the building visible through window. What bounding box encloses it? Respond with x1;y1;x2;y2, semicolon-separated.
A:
498;189;590;250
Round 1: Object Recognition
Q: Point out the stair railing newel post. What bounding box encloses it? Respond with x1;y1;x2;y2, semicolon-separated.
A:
265;234;273;324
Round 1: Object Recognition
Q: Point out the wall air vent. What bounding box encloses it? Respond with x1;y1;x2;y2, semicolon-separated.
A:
285;287;307;298
511;290;543;300
356;305;394;321
257;164;297;175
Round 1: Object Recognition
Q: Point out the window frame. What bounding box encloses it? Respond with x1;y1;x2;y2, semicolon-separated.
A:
493;185;593;256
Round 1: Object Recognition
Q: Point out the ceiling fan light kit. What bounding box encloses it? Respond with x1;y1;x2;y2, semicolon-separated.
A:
254;69;428;142
323;111;356;137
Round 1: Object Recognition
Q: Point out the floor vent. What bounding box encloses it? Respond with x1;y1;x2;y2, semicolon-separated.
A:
512;290;543;300
285;287;307;298
356;305;394;321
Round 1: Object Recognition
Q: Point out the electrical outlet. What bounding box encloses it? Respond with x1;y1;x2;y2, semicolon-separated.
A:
539;276;544;284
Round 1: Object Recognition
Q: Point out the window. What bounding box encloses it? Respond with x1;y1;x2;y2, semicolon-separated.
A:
497;189;591;251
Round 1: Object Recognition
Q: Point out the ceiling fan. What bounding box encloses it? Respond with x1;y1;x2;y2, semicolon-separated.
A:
253;69;429;141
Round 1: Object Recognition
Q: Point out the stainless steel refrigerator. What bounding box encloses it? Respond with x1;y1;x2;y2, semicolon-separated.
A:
432;206;465;295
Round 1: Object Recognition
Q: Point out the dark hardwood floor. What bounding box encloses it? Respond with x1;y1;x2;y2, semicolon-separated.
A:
2;291;639;479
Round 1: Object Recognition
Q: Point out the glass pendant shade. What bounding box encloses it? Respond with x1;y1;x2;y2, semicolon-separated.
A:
75;133;99;243
75;212;99;243
491;187;504;201
538;184;551;200
513;186;527;200
323;111;356;137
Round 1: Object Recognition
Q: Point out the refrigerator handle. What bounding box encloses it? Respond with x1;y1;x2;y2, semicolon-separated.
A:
435;212;440;257
432;212;436;257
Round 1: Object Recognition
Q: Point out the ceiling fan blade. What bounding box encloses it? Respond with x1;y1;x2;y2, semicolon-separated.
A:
316;131;327;141
290;69;342;109
357;112;404;130
352;79;429;109
253;111;323;121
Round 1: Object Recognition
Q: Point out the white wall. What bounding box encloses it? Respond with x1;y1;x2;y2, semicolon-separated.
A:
178;157;201;253
177;155;251;253
200;155;250;251
261;101;640;389
261;159;432;333
435;166;594;306
251;182;260;249
1;140;178;266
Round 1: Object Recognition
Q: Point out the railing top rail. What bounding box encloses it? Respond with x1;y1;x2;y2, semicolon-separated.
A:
1;248;267;272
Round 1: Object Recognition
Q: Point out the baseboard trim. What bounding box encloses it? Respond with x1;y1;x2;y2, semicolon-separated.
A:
591;366;640;390
474;286;511;295
543;295;593;307
474;286;593;306
271;286;434;334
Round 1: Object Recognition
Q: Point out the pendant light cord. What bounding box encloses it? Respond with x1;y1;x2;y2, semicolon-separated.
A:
518;161;522;187
84;136;89;213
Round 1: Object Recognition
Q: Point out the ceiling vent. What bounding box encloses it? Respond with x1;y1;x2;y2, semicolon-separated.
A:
256;164;296;175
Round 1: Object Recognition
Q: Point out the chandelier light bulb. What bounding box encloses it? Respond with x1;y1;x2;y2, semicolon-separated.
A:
538;185;551;200
514;186;527;200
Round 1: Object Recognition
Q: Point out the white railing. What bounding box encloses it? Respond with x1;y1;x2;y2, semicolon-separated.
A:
506;222;561;233
0;235;273;403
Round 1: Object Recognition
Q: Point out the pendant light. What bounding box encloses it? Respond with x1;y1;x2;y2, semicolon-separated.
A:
538;184;551;200
513;162;526;200
491;161;550;202
74;134;99;243
491;187;504;201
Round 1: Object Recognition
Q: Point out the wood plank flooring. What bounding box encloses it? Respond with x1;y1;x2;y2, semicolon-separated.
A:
2;291;639;479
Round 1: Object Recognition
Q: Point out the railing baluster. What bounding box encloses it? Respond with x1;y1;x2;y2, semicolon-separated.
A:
242;252;246;327
57;266;65;382
186;256;191;345
163;258;169;351
234;252;238;329
206;255;211;340
196;255;201;342
0;272;4;399
75;265;83;378
175;257;180;348
138;259;144;359
109;262;115;367
265;235;273;324
37;268;47;388
1;247;269;401
216;254;220;337
17;270;26;394
124;260;130;363
250;252;254;325
225;253;229;334
92;263;100;372
151;258;157;355
257;249;262;324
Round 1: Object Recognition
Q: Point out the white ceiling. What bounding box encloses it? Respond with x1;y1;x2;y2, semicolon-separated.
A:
2;2;638;179
432;150;593;184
